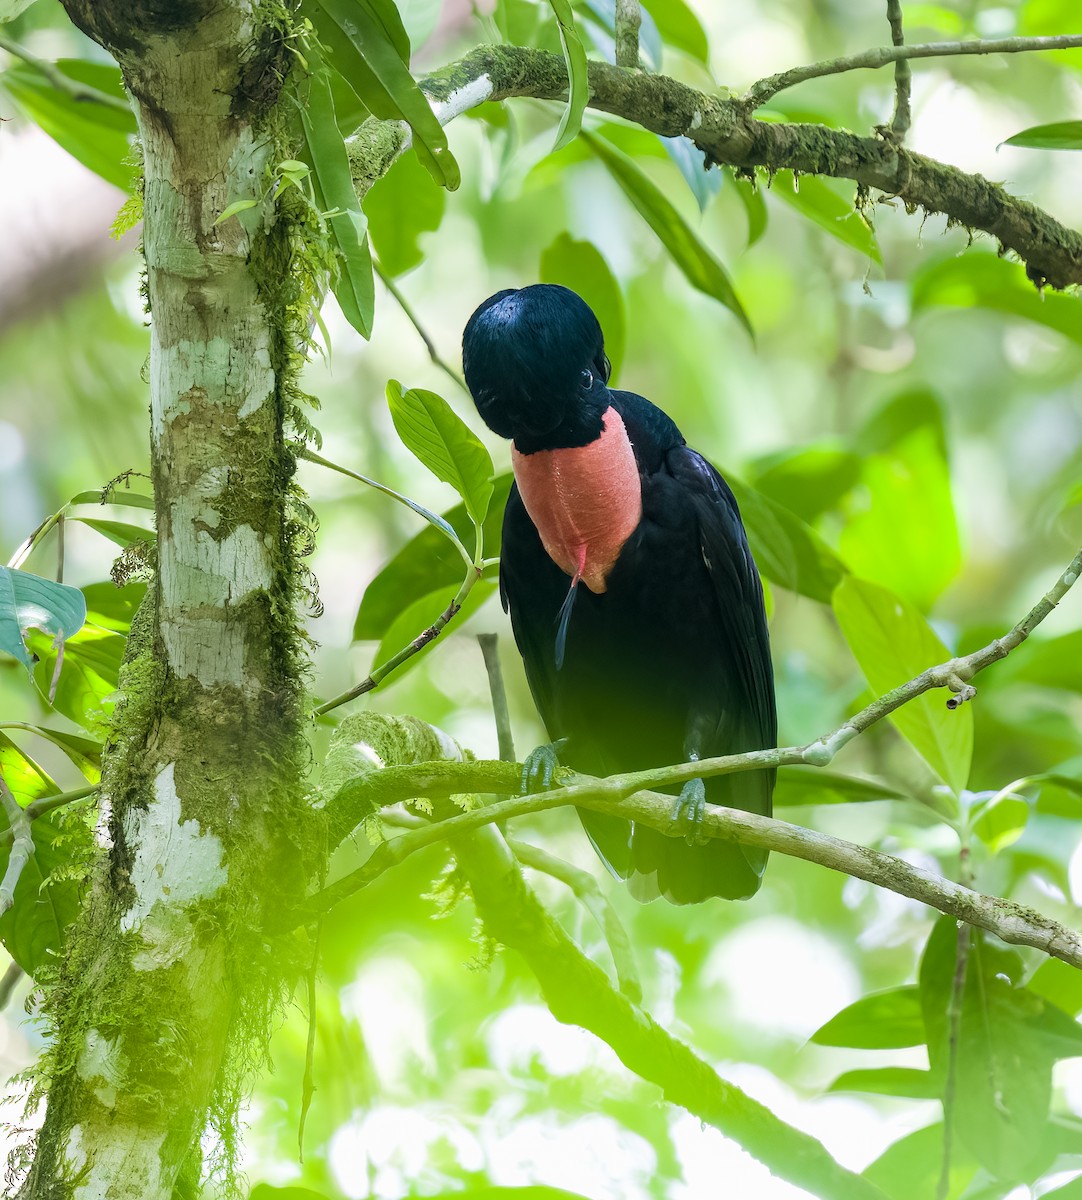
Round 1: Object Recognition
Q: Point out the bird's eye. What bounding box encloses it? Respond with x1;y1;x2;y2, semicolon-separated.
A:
580;369;593;389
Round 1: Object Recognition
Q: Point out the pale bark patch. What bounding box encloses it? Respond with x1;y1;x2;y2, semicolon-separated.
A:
120;764;228;959
67;1119;167;1200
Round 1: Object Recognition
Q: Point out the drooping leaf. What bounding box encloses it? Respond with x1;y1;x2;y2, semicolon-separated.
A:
365;147;446;277
811;986;924;1049
0;60;135;191
70;517;155;547
354;476;511;641
833;576;972;793
544;0;589;151
770;172;881;263
582;131;751;334
1002;120;1082;150
726;475;847;604
827;1067;938;1099
540;232;626;376
911;254;1082;345
308;0;459;189
301;68;375;338
386;382;494;525
0;566;87;673
733;176;768;247
0;724;102;782
661;135;720;212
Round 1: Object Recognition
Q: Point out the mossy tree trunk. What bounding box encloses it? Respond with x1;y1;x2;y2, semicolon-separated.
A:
23;4;313;1196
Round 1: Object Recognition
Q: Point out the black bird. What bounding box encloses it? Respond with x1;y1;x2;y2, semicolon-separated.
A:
463;284;776;904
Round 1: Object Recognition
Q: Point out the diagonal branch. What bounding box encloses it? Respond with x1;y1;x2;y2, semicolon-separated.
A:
348;46;1082;289
885;0;912;141
0;775;35;918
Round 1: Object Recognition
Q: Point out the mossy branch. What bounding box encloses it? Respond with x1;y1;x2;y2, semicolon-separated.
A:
349;45;1082;289
312;542;1082;966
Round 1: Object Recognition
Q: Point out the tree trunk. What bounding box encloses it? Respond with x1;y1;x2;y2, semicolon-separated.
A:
24;5;314;1196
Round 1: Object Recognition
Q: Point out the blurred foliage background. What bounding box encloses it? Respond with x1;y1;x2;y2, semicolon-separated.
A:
3;0;1082;1195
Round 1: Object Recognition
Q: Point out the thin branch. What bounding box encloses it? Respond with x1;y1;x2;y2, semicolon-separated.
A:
374;262;467;392
508;837;641;1002
742;33;1082;109
349;46;1082;289
0;776;34;918
885;0;912;141
0;34;132;112
0;961;23;1011
0;786;97;849
614;0;641;70
298;919;322;1163
308;542;1082;966
477;633;516;765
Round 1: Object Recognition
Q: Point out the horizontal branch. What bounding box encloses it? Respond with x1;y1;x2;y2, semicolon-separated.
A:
310;542;1082;964
743;33;1082;108
350;45;1082;290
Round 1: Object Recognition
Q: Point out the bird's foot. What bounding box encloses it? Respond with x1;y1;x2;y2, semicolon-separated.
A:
521;738;569;794
671;777;709;846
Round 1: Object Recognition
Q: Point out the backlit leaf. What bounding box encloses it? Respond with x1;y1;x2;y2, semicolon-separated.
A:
812;986;925;1049
1002;120;1082;150
770;172;881;263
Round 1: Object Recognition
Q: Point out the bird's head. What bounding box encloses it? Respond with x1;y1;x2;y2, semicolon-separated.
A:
462;284;612;453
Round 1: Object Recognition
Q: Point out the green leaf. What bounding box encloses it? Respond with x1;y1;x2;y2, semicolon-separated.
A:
82;581;146;633
386;382;494;525
748;442;861;522
545;0;589;151
0;566;87;673
733;176;768;247
365;147;446;277
29;626;125;731
215;198;260;225
371;581;497;683
811;986;924;1049
540;232;626;376
833;576;972;792
972;791;1029;854
770;172;881;263
300;68;375;338
1028;956;1082;1018
725;475;847;604
0;730;61;805
1002;119;1082;150
0;724;101;782
69;489;155;511
249;1187;335;1200
0;0;38;22
774;767;903;806
827;1067;938;1099
1041;1179;1082;1200
662;136;720;213
0;61;135;191
912;254;1082;345
354;476;512;640
582;131;751;334
839;424;960;609
309;0;459;189
0;805;89;975
70;517;155;547
863;1123;978;1200
641;0;709;64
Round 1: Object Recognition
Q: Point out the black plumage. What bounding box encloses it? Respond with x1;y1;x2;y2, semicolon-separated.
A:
463;284;776;904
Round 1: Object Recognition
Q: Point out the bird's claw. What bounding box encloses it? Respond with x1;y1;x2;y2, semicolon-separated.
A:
671;778;709;846
521;738;569;794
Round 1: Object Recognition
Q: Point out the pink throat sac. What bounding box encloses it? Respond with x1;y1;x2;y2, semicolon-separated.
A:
511;406;643;593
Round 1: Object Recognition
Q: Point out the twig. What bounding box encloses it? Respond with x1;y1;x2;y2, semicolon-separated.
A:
0;776;34;918
374;262;467;392
938;921;970;1200
0;960;23;1011
0;34;132;112
508;837;641;1002
0;786;97;848
315;566;482;716
477;634;516;765
308;542;1082;965
297;919;322;1163
885;0;912;141
742;34;1082;109
614;0;641;70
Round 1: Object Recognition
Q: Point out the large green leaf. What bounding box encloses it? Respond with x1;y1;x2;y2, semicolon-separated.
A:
545;0;589;151
641;0;709;64
748;442;861;522
0;566;87;673
1002;120;1082;150
839;425;960;609
0;724;101;782
582;131;751;333
386;382;494;525
911;254;1082;345
833;576;972;792
540;232;626;376
0;60;134;191
301;68;375;338
770;172;881;263
308;0;459;189
365;147;446;277
29;626;126;731
726;475;847;604
354;475;512;640
811;986;924;1049
83;581;146;633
